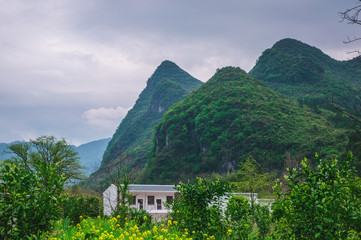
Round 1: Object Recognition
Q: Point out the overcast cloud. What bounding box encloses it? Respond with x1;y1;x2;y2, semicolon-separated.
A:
0;0;359;145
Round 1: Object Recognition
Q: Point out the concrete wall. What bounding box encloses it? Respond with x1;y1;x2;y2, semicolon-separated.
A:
103;184;176;218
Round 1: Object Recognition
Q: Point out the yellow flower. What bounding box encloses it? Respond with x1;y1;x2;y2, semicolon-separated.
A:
143;215;147;220
117;215;121;218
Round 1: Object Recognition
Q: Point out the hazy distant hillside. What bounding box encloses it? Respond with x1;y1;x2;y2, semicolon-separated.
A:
84;60;203;189
249;38;361;118
75;138;111;176
141;67;348;184
0;141;21;161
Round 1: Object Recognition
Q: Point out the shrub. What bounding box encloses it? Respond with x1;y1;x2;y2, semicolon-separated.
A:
272;154;361;239
168;178;230;239
110;205;152;228
0;162;65;239
252;203;271;239
61;195;103;224
225;195;252;239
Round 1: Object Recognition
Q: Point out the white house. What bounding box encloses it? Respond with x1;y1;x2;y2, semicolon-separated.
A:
103;184;274;219
103;184;178;219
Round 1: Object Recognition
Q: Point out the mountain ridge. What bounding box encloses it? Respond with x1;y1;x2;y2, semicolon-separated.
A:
249;38;361;117
140;66;349;184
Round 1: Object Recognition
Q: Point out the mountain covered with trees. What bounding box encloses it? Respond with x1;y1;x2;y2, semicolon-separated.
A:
249;38;361;118
140;67;349;184
88;60;203;188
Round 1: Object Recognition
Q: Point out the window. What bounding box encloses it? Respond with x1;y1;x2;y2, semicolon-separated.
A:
156;199;162;210
138;199;143;209
166;196;174;204
148;196;155;205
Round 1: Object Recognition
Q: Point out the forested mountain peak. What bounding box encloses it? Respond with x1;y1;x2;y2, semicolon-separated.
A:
270;38;333;63
146;60;202;91
140;66;347;184
249;38;361;117
85;60;202;190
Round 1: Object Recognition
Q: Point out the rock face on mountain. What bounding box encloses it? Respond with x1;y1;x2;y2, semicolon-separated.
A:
249;38;361;117
88;60;202;187
141;67;348;184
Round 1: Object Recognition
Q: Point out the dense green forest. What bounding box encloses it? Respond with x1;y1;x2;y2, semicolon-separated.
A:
86;60;203;190
85;38;361;188
249;38;361;118
140;66;349;184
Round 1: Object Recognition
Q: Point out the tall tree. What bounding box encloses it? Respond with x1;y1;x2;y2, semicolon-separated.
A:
233;156;274;207
0;135;82;238
6;135;83;183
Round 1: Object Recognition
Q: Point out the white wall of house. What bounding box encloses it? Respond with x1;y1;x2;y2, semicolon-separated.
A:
103;184;274;218
103;184;118;216
103;184;176;219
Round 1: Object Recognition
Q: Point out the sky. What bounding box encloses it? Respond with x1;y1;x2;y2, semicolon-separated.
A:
0;0;359;146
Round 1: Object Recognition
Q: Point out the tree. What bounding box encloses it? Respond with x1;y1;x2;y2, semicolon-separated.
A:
0;161;65;239
233;156;274;207
6;135;83;183
168;178;230;239
272;154;361;239
104;153;137;225
0;136;83;238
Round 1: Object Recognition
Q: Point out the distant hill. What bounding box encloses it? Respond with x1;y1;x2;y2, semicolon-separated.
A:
76;138;111;176
140;67;348;184
0;138;110;177
249;38;361;118
0;141;21;161
85;60;203;189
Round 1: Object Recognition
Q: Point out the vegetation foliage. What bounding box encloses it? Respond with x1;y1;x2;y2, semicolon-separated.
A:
249;38;361;120
272;154;361;239
142;66;348;184
86;60;202;191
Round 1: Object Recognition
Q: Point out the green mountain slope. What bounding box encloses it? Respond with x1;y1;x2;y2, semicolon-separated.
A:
249;38;361;117
87;60;202;188
141;67;348;184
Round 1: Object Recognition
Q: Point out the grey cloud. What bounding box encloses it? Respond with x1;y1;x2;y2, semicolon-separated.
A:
0;0;358;144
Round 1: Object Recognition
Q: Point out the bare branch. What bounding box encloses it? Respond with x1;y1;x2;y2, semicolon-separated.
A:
343;36;361;44
329;96;361;124
346;50;361;55
339;3;361;25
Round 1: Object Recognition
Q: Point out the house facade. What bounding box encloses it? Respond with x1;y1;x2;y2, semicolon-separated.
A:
103;184;178;219
103;184;274;219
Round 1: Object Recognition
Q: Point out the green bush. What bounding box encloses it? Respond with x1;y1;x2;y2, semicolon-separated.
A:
272;154;361;239
0;162;65;239
61;195;103;224
225;196;252;239
252;203;271;239
110;205;152;229
168;178;230;239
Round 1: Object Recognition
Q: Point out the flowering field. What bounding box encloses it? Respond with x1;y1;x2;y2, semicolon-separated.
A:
40;216;217;240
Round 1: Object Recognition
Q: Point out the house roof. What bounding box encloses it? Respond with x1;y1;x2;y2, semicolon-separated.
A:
127;184;176;192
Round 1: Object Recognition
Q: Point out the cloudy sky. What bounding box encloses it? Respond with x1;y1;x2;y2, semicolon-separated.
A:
0;0;359;145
